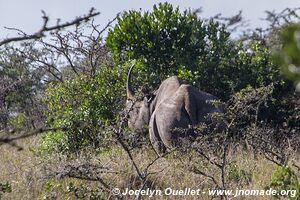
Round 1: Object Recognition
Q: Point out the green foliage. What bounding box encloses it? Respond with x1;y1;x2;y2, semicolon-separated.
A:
66;182;105;200
107;3;297;141
41;180;106;200
196;41;284;100
7;113;26;130
0;182;12;199
43;65;128;153
107;2;287;101
0;48;44;130
274;24;300;89
107;2;206;81
41;180;64;200
270;165;300;199
107;2;219;89
225;82;299;136
226;85;274;129
39;131;66;153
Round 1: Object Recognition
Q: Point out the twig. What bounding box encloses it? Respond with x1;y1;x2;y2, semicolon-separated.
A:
0;9;100;46
54;163;111;191
191;166;219;187
0;127;66;146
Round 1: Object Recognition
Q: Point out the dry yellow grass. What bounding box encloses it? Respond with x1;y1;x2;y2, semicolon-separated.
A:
0;136;296;200
0;136;43;200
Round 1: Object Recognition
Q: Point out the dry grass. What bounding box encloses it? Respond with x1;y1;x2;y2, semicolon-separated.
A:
0;136;297;200
0;136;44;199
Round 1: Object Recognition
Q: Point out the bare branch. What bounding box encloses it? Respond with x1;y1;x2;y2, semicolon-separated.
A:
0;9;100;46
191;166;219;187
54;163;112;190
0;127;66;146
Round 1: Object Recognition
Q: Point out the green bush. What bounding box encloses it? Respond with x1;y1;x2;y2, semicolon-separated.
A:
43;65;128;153
39;131;66;153
66;182;105;200
196;41;284;100
0;182;12;199
0;49;44;130
107;2;288;101
7;113;27;131
274;24;300;87
107;2;297;134
107;2;207;83
270;165;300;199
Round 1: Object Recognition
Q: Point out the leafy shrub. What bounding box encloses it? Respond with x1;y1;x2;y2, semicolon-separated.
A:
39;131;66;153
43;65;128;153
0;182;12;199
7;113;26;131
66;182;105;200
199;41;285;100
107;2;290;102
274;24;300;87
270;165;300;199
226;85;274;130
0;49;44;130
107;2;207;84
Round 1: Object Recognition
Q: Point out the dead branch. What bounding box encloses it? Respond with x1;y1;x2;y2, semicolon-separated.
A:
0;127;66;146
191;166;219;187
54;163;112;190
0;8;100;46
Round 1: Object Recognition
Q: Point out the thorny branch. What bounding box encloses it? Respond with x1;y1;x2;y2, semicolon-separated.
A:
54;163;113;190
0;8;100;46
111;105;173;199
0;127;66;146
0;9;114;150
